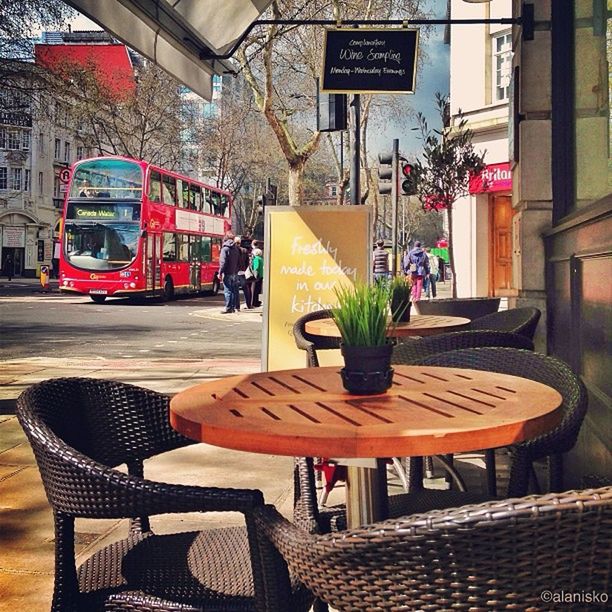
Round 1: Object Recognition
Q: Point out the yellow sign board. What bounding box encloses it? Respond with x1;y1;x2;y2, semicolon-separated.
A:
262;206;372;371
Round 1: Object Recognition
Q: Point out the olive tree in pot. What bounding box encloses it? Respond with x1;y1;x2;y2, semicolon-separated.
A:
332;282;394;395
410;93;487;298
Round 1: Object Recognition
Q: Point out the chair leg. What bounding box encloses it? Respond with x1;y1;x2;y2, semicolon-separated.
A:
548;453;564;492
484;449;498;497
530;463;541;494
424;456;434;478
406;456;424;492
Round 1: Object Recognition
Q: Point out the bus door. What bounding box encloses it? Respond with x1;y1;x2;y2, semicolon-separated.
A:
189;236;202;292
145;233;162;293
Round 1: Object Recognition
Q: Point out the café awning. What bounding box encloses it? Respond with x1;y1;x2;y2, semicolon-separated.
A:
64;0;273;100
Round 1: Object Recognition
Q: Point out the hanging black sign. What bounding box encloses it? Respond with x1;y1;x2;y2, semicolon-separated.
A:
322;28;419;94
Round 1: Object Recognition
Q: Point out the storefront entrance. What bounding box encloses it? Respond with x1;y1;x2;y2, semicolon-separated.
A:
1;247;24;278
489;194;513;295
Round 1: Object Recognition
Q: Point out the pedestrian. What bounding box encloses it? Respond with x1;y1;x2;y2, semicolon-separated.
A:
372;239;390;285
423;247;439;299
2;253;14;281
251;248;264;307
403;240;429;302
218;231;240;313
234;235;253;309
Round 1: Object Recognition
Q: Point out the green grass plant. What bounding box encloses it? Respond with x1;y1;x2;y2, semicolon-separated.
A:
332;282;391;346
389;274;411;321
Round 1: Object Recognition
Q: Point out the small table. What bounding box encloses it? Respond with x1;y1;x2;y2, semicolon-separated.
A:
305;314;470;338
170;365;562;527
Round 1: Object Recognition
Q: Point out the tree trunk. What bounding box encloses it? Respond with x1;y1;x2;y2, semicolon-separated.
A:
288;162;305;206
446;207;457;297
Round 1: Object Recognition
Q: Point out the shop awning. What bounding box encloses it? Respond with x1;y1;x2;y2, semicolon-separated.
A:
64;0;273;100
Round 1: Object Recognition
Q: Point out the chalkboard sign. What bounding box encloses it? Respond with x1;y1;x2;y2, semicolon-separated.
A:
322;28;419;94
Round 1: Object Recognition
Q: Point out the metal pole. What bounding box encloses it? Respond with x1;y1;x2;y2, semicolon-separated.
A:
391;138;399;275
350;94;360;204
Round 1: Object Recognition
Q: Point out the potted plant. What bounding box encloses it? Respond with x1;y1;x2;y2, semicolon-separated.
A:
332;282;394;395
389;275;412;323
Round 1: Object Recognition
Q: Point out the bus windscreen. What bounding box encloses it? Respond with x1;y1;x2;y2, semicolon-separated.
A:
70;158;143;200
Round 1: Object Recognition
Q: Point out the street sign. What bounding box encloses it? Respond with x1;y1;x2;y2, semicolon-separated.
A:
322;28;419;94
59;168;71;183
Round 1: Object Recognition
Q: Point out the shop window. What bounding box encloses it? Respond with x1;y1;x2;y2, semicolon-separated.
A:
492;31;512;102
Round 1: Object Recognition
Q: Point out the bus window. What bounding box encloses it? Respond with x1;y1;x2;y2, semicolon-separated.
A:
149;171;161;203
190;236;203;261
162;175;176;205
202;188;212;214
162;232;176;261
176;179;183;207
211;237;221;262
199;236;212;262
220;194;230;218
70;158;143;199
210;191;221;215
190;184;202;211
177;234;189;262
181;182;190;209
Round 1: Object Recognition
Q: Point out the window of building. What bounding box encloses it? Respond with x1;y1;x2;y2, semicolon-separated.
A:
24;169;31;192
38;171;44;195
54;175;61;197
76;145;84;160
0;167;7;190
64;141;71;163
10;168;22;190
0;128;5;149
493;31;512;102
38;132;44;155
54;138;61;160
7;130;20;150
22;130;31;150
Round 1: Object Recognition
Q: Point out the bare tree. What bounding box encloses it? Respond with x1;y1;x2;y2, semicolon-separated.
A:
411;93;486;297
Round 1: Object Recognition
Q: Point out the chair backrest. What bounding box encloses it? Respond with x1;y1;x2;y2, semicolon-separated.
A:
292;309;341;367
16;377;194;513
419;347;588;459
392;330;534;365
468;306;541;339
257;487;612;611
415;296;501;320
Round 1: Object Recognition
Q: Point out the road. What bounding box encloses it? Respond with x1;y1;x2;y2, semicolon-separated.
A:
0;280;263;361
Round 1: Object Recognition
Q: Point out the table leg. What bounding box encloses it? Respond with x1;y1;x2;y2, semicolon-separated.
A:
345;459;388;528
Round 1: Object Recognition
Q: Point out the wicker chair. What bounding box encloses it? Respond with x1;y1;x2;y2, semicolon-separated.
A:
419;347;588;498
16;377;312;612
468;306;541;340
392;330;534;365
256;487;612;611
292;309;341;367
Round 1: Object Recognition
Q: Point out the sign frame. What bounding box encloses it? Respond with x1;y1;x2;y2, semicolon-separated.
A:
321;27;419;94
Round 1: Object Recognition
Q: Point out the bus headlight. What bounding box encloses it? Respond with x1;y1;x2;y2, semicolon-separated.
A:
129;282;136;288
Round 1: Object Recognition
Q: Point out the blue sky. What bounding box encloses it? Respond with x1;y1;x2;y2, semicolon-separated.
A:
371;2;450;159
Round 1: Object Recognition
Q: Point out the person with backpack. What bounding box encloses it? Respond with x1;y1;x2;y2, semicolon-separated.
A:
403;241;430;302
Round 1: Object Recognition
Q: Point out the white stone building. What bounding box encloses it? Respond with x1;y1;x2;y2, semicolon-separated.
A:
449;0;514;299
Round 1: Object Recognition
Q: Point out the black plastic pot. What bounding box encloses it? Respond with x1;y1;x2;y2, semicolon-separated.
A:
391;298;412;323
340;342;394;395
415;297;501;321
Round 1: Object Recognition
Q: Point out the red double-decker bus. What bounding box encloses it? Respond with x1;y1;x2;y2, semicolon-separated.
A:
59;156;232;303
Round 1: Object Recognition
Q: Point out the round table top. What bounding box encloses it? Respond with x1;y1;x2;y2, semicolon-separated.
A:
170;365;563;458
305;314;470;338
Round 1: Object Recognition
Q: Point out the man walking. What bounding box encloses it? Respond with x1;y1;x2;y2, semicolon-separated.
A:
424;247;439;299
372;239;390;284
218;231;240;313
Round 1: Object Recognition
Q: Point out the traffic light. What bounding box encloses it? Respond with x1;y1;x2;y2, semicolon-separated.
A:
400;160;417;195
256;194;266;215
378;152;394;195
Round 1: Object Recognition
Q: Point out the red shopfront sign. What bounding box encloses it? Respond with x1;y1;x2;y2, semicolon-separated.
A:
469;161;512;194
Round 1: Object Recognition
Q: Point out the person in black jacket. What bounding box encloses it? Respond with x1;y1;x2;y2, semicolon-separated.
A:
218;231;240;313
234;236;253;309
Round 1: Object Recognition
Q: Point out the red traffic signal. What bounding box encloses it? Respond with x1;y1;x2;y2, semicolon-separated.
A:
401;162;413;177
400;161;417;195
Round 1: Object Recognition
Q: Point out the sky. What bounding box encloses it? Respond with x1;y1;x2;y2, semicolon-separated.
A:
66;4;449;160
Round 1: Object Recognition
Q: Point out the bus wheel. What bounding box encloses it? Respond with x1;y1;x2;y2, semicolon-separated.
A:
163;277;174;301
90;295;107;304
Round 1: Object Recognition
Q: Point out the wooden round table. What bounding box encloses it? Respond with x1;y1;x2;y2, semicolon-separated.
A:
304;314;470;338
170;365;562;526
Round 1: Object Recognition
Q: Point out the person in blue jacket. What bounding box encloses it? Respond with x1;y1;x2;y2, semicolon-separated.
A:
403;241;430;301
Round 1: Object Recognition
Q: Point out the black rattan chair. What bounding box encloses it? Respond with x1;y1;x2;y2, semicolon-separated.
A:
392;330;534;365
468;306;541;340
257;487;612;611
292;309;341;367
419;347;588;498
16;377;312;612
